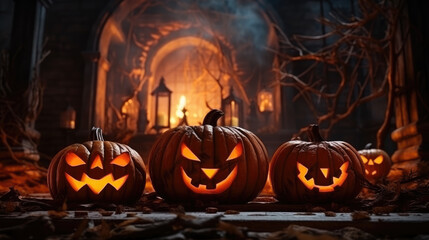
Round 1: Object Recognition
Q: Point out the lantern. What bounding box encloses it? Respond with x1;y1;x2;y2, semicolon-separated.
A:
358;143;392;182
222;87;243;127
148;109;269;203
257;87;274;124
60;105;76;130
269;124;365;203
47;127;147;204
151;77;172;133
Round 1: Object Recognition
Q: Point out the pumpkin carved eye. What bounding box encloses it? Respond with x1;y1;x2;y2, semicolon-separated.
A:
360;155;368;164
373;155;383;164
226;143;243;161
66;152;86;167
111;153;131;166
181;143;200;162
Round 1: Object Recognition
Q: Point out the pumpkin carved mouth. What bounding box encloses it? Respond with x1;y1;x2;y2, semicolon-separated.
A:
181;165;238;194
297;161;349;192
65;173;129;194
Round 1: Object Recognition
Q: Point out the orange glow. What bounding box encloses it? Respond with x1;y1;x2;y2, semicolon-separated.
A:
91;155;103;169
181;143;200;162
258;89;274;112
65;173;128;194
111;153;131;166
66;153;86;167
320;168;329;178
373;155;384;164
201;168;219;179
226;143;243;161
176;95;187;119
360;155;369;164
297;162;349;193
181;166;237;194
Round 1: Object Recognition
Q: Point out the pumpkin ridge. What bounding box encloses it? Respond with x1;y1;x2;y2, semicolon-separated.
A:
175;128;193;198
337;143;361;199
159;129;185;197
329;141;362;199
295;143;309;200
271;142;294;199
223;127;243;200
238;128;267;200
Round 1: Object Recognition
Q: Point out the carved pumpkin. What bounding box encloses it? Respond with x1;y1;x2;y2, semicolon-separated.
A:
148;109;269;203
47;127;146;204
358;143;392;182
269;124;365;203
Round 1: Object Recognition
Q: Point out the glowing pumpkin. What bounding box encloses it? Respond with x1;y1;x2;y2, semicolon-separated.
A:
148;109;269;203
358;143;392;182
47;127;146;204
269;124;365;203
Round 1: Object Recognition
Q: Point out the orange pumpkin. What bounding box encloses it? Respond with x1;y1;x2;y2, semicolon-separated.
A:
148;109;269;203
269;124;365;203
47;127;146;204
358;143;392;182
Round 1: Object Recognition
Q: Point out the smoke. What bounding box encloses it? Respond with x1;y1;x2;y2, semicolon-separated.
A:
168;0;271;51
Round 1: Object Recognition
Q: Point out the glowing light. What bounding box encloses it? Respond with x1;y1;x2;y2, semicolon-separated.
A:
297;162;349;193
121;98;135;115
65;173;128;194
181;143;200;162
111;153;131;166
201;168;219;179
360;155;369;164
374;155;384;164
226;143;243;161
320;168;329;178
66;153;86;167
90;155;103;169
181;166;237;194
258;90;274;112
176;95;187;118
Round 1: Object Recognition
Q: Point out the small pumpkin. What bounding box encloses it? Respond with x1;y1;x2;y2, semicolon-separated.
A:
47;127;146;204
358;143;392;182
269;124;365;203
148;109;269;203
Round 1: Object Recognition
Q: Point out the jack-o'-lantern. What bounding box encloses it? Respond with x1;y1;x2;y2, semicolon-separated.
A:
269;124;365;203
358;143;392;182
148;109;269;203
47;127;146;204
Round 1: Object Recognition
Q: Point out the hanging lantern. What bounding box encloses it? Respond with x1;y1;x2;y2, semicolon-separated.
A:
60;105;76;130
151;77;172;133
257;88;274;113
257;87;274;124
222;87;243;127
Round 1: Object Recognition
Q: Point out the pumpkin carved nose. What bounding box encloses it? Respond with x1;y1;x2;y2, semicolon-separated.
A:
320;168;329;178
202;168;219;179
91;155;103;169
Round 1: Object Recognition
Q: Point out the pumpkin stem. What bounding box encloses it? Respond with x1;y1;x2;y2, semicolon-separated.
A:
203;109;224;126
365;143;373;149
307;124;324;142
90;127;105;141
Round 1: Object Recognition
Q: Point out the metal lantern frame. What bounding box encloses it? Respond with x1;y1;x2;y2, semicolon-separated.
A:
221;87;243;127
151;76;172;133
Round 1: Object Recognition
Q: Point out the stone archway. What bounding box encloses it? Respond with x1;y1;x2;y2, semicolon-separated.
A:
83;0;283;141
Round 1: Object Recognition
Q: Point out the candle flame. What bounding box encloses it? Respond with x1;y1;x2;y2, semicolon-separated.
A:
176;95;187;118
